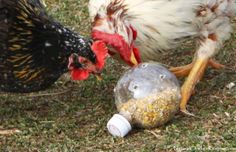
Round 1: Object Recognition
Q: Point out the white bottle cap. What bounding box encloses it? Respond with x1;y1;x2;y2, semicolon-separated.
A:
107;114;132;137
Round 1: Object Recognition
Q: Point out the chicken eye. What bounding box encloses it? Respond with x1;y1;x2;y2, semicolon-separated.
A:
80;59;90;68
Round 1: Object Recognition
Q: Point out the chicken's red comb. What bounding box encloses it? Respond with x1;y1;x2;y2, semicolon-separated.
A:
92;30;131;64
92;40;108;70
92;30;141;66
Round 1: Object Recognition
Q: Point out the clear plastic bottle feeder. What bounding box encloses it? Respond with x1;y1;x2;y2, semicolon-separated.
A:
107;63;181;137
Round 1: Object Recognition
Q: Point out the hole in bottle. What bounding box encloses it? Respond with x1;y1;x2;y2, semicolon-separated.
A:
159;74;166;80
141;63;148;68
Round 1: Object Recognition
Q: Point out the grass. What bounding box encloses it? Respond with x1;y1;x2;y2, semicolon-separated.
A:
1;0;236;151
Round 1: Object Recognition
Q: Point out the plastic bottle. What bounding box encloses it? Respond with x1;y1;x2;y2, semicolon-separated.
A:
107;63;181;137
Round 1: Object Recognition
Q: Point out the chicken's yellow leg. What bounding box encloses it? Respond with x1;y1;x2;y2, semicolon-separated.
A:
180;58;209;115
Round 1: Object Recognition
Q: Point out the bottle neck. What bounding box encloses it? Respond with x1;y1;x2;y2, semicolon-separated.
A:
119;111;132;123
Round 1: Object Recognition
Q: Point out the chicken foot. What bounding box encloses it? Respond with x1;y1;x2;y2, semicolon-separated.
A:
172;30;228;116
178;58;209;116
170;59;224;78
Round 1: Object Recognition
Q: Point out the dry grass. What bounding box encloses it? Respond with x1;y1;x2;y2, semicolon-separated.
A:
0;0;236;151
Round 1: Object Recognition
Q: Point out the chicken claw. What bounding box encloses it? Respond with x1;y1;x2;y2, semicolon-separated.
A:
170;59;224;78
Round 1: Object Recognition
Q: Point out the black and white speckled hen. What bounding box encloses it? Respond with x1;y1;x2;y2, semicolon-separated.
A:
0;0;108;135
0;0;108;93
89;0;235;115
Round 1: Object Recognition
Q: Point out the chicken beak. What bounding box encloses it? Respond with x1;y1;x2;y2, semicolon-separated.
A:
95;73;103;81
130;50;138;66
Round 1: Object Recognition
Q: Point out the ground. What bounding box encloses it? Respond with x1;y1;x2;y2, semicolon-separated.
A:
0;0;236;151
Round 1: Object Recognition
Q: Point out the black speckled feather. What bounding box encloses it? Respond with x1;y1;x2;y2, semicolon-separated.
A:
0;0;96;93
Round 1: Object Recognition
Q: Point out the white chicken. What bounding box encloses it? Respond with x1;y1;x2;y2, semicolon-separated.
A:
88;0;236;115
